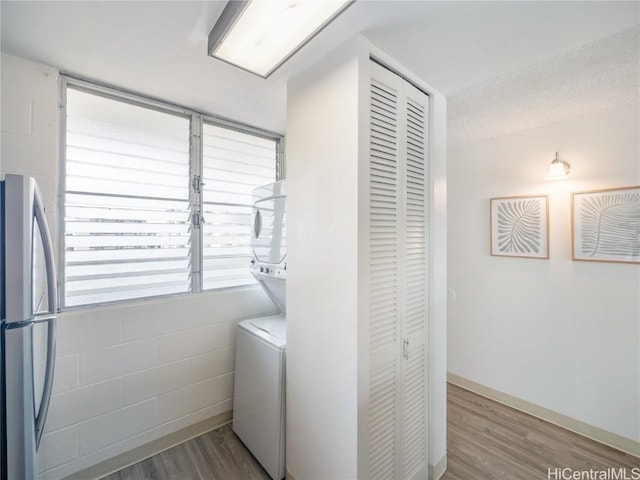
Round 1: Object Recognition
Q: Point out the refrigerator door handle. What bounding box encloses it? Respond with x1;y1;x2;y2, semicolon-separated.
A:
33;184;57;449
33;183;57;315
34;316;56;448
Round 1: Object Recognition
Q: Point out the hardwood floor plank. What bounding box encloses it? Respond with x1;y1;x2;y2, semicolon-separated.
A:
208;425;271;479
102;424;270;480
443;383;639;479
103;384;638;480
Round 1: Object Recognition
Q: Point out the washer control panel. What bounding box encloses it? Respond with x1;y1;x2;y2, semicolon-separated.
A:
250;259;286;278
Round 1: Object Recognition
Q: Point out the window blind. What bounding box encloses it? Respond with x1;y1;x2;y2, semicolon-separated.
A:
64;88;192;307
201;124;276;290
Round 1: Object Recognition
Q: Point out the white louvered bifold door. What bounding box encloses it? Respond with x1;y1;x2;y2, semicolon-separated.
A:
368;61;429;480
368;62;403;480
400;81;429;480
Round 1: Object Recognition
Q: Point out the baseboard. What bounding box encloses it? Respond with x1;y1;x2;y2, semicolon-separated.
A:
429;454;447;480
65;410;233;480
288;459;445;480
447;373;640;458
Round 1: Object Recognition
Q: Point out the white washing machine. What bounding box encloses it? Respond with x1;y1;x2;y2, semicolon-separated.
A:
233;181;287;479
233;314;286;480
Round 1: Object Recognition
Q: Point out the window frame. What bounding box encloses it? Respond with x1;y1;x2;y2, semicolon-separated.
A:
58;75;284;310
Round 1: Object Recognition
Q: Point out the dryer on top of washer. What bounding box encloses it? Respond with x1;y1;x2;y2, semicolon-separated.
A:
250;180;286;313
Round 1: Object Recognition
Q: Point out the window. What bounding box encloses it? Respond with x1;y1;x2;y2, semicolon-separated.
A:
201;124;277;290
61;80;280;308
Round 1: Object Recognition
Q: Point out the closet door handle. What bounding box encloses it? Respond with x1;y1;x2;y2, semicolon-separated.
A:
403;338;409;360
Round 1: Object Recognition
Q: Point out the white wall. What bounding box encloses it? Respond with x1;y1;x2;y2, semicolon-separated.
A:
1;53;58;234
448;104;640;445
427;86;448;478
286;39;362;480
1;53;278;479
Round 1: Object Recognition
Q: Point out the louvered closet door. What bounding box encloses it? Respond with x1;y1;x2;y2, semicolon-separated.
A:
368;61;429;480
400;81;429;480
368;62;403;480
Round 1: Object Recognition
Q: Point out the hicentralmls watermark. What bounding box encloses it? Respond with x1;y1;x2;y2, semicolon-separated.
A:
548;468;640;480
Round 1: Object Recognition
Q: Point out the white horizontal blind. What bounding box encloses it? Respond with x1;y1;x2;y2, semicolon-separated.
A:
201;123;276;290
64;88;191;307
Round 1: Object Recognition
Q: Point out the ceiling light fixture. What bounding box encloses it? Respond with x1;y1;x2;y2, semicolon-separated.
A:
207;0;354;78
547;152;570;179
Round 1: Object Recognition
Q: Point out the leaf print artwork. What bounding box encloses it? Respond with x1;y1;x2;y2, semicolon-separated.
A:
496;200;541;254
573;187;640;263
491;196;549;259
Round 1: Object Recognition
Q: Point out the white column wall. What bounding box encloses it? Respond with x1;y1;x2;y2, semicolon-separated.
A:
286;39;362;480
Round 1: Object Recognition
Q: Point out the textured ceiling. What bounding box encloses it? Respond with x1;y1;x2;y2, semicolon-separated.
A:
448;26;640;146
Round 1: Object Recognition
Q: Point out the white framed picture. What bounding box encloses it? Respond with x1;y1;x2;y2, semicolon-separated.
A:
572;186;640;264
490;195;549;259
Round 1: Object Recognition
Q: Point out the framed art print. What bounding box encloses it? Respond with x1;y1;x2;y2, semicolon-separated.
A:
490;195;549;259
572;186;640;264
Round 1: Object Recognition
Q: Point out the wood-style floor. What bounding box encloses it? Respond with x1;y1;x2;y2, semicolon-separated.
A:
443;383;639;479
103;383;639;480
101;424;270;480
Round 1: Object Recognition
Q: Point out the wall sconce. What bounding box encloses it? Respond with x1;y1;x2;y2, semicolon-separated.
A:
207;0;354;78
547;152;570;179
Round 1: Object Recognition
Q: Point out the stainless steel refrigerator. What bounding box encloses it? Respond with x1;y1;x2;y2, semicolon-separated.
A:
1;174;58;479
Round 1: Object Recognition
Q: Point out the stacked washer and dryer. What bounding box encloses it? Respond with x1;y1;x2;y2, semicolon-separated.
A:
233;181;286;480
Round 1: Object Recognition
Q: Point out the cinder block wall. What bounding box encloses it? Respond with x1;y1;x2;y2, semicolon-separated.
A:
0;53;278;479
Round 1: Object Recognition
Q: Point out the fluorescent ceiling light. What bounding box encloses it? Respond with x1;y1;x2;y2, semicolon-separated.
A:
208;0;354;78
